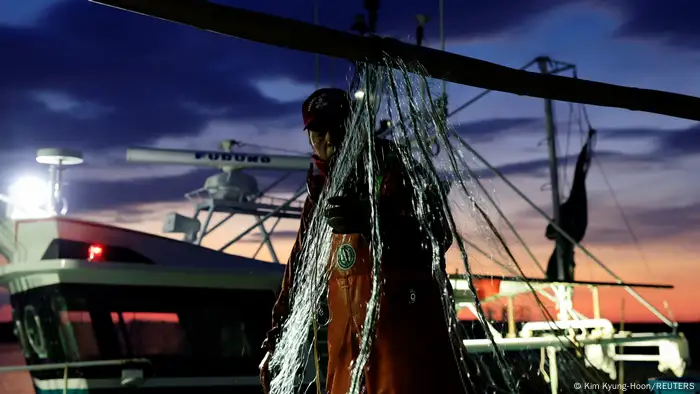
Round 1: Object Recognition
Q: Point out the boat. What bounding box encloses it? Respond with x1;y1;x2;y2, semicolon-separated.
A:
445;56;691;393
0;146;326;393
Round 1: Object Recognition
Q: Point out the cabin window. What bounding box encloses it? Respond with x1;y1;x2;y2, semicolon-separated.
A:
56;284;276;364
59;311;102;361
10;289;68;363
109;312;186;357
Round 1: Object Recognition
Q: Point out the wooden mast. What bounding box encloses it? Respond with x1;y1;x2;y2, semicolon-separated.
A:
89;0;700;121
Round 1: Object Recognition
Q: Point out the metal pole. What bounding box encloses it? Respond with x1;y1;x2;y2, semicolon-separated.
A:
196;204;215;244
619;298;625;393
48;162;64;216
254;214;279;263
200;212;234;237
538;57;564;394
0;358;150;374
197;171;295;242
591;286;600;319
537;56;564;282
218;187;306;252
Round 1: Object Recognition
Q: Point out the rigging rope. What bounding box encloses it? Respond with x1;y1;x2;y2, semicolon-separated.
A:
448;127;674;326
576;103;654;276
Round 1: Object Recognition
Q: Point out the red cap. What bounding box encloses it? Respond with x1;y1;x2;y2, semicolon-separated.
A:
302;88;351;130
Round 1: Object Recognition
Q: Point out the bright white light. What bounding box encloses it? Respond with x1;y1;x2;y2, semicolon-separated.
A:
354;90;365;100
7;176;51;220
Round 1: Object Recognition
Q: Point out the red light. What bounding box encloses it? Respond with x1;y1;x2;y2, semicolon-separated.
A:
88;244;104;262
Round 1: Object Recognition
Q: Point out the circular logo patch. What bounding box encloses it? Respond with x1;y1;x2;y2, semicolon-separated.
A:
336;244;357;271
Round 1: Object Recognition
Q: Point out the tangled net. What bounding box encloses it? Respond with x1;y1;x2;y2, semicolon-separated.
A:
267;56;610;394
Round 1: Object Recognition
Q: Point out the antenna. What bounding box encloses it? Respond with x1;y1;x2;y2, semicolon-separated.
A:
36;148;84;217
126;147;311;171
126;143;309;262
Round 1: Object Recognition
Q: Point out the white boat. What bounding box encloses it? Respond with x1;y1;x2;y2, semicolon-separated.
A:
0;146;323;393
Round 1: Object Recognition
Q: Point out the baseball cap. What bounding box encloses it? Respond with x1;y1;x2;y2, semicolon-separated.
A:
302;88;351;131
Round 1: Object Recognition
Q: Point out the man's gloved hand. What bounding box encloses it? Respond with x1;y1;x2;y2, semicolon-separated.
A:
323;195;372;235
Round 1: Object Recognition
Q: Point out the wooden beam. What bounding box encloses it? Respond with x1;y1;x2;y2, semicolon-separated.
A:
90;0;700;122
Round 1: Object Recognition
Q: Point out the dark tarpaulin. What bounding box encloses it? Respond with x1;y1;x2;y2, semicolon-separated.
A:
545;129;596;282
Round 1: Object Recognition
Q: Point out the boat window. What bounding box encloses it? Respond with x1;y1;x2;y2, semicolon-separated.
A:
59;311;101;361
109;312;186;357
58;285;276;364
10;290;67;363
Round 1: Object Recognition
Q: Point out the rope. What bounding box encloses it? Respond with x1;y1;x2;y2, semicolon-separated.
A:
450;124;674;326
576;103;654;275
312;315;322;394
63;365;68;394
456;161;546;275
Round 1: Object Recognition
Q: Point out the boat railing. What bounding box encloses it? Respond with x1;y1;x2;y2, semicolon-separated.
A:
184;187;305;210
0;358;151;374
254;194;305;210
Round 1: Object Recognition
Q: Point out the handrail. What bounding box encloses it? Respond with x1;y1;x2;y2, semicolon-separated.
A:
0;358;151;374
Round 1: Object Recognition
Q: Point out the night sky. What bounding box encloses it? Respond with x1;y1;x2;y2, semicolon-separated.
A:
0;0;699;323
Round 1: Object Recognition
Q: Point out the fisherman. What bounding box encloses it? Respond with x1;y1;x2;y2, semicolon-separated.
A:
260;87;467;394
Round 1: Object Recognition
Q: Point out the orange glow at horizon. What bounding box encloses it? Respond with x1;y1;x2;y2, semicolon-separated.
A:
1;197;698;324
70;199;700;324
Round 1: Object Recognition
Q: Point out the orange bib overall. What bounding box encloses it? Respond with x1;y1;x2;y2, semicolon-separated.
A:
325;233;467;394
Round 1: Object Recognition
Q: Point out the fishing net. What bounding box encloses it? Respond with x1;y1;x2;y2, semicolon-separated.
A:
267;57;611;394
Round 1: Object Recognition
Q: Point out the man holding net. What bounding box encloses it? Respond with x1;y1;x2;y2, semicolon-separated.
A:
260;87;467;394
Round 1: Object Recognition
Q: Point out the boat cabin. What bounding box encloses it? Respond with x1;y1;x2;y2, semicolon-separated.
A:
0;217;315;394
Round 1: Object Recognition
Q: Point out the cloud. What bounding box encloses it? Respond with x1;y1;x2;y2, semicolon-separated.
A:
462;121;700;183
238;230;300;244
585;201;700;245
601;122;700;157
452;117;543;143
510;189;700;247
30;90;114;119
611;0;700;50
0;0;307;154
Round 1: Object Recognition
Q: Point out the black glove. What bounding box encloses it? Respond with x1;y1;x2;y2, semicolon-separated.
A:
323;195;372;235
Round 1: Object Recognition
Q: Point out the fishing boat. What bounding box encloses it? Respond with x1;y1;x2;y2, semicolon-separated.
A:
445;56;691;393
0;146;325;393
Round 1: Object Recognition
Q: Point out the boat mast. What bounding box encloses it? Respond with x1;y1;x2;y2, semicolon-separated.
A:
537;56;568;394
537;57;564;283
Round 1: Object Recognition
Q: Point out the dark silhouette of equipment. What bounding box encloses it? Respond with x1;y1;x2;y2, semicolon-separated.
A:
545;129;597;282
